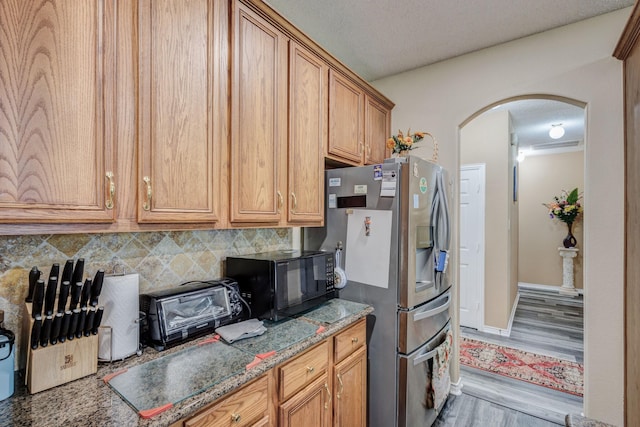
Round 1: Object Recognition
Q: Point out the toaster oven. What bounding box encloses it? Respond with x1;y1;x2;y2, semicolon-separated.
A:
140;278;247;351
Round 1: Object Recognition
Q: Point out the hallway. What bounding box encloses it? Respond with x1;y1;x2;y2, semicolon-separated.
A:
437;287;584;425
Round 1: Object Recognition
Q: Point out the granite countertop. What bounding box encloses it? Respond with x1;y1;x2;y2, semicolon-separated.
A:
0;298;372;427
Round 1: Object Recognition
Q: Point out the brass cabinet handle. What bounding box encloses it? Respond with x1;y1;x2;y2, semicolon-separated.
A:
306;366;314;373
352;337;359;344
324;383;332;409
367;144;371;155
291;192;298;213
105;172;115;209
358;142;364;154
231;413;241;423
142;176;152;211
337;373;344;399
277;190;283;214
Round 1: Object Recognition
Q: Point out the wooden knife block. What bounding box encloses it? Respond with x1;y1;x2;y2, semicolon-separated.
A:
22;303;98;394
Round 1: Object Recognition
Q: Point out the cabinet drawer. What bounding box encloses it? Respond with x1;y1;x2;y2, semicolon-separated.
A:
334;319;366;364
279;340;329;402
184;375;269;427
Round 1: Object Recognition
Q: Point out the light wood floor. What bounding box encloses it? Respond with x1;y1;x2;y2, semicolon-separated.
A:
436;287;584;426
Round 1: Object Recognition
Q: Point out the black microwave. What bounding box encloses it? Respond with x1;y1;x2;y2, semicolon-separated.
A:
225;250;336;321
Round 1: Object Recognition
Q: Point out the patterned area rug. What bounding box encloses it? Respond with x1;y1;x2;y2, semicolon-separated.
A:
460;337;584;396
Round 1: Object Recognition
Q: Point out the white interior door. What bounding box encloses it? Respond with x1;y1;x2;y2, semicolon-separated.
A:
459;164;485;329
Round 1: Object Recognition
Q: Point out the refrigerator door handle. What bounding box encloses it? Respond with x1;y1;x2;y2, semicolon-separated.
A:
412;292;451;322
412;323;452;366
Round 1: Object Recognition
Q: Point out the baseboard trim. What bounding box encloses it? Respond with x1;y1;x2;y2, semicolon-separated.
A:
481;325;511;337
506;292;520;335
450;378;463;396
518;282;584;295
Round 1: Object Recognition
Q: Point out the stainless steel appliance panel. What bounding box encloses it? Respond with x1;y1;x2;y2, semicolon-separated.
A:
398;289;451;355
399;158;451;309
303;156;453;427
397;321;451;427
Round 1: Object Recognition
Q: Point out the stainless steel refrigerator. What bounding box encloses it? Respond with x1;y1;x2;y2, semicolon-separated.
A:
305;155;453;427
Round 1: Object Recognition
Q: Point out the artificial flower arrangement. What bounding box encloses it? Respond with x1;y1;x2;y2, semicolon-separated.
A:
386;129;426;154
543;188;583;225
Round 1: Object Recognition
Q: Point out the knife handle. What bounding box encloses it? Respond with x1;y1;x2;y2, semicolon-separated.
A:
44;276;58;316
71;258;85;289
68;309;81;341
57;281;71;313
26;266;40;303
40;315;52;348
61;259;74;284
69;282;83;310
90;269;105;307
31;315;42;350
84;307;96;337
76;307;87;339
48;263;60;282
91;306;104;335
32;279;45;318
80;278;92;308
50;312;63;345
59;310;72;344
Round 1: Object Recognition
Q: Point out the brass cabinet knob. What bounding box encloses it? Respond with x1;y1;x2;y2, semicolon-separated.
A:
307;366;315;373
231;413;241;423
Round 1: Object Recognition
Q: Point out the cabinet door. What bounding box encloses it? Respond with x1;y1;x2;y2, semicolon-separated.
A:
230;1;288;224
328;69;364;165
0;0;116;223
137;0;224;223
334;346;367;427
287;41;326;225
279;375;331;427
365;95;391;165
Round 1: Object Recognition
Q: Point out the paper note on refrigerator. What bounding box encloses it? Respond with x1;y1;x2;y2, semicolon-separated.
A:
345;209;393;288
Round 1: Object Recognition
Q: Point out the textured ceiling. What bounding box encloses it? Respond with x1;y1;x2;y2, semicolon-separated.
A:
264;0;633;81
492;99;585;152
264;0;631;151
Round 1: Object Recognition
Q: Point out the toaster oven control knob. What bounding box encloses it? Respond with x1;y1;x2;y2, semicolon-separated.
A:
232;302;242;315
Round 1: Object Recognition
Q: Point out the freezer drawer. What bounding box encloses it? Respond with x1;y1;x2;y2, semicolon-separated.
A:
398;289;450;354
397;321;451;427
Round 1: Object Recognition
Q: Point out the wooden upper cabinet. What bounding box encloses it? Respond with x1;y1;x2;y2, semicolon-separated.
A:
137;0;225;224
230;1;288;224
365;95;391;165
327;70;365;164
288;41;326;225
0;0;116;223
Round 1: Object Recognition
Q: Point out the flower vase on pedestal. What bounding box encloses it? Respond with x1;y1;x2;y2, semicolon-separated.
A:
563;222;577;248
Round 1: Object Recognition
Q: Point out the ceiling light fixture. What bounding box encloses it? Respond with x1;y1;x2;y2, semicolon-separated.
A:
549;123;565;139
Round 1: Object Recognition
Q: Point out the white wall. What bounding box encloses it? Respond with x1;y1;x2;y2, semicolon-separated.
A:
373;9;628;425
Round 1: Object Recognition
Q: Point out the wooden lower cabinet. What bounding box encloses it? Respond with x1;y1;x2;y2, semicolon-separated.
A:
333;345;367;427
278;374;332;427
176;321;367;427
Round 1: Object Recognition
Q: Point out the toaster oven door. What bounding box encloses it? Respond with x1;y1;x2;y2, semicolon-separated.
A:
159;287;231;337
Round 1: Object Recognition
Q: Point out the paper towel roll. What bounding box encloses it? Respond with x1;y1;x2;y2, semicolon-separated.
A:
98;273;139;361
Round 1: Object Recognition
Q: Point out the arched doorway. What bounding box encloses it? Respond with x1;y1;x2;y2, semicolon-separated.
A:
457;94;586;422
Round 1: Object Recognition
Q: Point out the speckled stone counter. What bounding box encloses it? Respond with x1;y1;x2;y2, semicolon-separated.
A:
565;414;616;427
0;299;372;427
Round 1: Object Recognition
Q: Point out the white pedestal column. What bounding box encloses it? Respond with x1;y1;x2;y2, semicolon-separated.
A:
558;247;579;295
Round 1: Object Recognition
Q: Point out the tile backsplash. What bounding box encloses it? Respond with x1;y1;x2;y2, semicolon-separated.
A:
0;228;293;369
